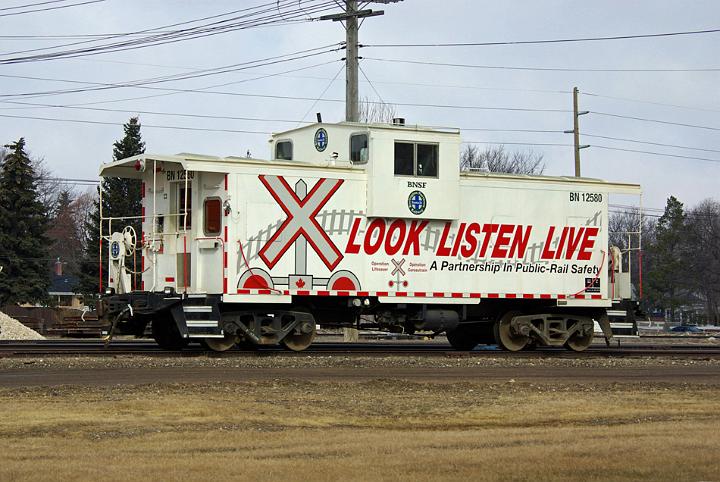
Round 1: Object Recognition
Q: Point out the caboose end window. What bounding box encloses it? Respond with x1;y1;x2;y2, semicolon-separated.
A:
204;198;222;236
275;140;293;160
350;133;368;164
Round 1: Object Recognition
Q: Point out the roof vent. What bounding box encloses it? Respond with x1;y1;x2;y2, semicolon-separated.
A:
392;117;405;126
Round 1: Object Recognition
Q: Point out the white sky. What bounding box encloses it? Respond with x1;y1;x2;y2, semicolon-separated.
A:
0;0;718;211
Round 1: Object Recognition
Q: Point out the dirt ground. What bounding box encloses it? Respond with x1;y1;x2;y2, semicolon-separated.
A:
1;357;719;481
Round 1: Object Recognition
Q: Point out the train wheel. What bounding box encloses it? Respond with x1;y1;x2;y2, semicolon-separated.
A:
523;339;538;351
564;330;593;352
494;311;529;352
281;321;316;352
203;334;239;352
151;318;188;351
445;328;478;351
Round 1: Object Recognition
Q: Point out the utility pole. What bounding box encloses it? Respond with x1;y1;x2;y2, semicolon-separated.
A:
565;86;589;177
320;1;402;122
345;1;359;122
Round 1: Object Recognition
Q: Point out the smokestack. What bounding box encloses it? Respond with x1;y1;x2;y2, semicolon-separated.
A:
54;258;63;276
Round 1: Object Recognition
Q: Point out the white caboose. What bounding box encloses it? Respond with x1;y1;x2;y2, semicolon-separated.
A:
98;120;641;352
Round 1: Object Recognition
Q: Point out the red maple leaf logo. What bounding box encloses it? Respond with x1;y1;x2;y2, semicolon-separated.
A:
295;278;306;288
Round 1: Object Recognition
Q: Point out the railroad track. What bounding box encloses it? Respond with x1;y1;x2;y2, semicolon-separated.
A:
1;339;720;357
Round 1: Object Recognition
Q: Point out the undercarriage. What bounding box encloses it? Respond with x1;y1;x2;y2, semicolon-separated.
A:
99;291;620;353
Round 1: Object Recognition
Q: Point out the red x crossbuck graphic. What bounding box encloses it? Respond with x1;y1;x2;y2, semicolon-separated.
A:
258;175;345;271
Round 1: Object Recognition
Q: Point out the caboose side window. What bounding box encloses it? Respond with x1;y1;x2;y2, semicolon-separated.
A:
417;143;438;177
275;140;293;160
350;133;368;164
204;198;222;236
179;185;192;230
394;141;438;177
394;142;414;175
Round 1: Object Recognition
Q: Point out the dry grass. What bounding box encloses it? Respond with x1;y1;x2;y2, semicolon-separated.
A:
0;381;719;481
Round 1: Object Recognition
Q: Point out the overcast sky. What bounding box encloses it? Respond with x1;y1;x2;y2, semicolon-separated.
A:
0;0;718;212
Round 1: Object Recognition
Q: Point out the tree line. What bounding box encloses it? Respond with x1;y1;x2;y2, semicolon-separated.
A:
0;118;144;306
613;196;720;325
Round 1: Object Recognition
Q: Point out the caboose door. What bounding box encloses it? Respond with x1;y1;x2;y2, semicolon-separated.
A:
194;173;226;294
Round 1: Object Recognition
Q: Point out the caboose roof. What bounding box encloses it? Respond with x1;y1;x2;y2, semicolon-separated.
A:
269;121;460;138
99;152;363;178
99;152;640;195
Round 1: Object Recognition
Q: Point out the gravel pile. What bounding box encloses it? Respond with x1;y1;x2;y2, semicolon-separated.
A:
0;311;44;340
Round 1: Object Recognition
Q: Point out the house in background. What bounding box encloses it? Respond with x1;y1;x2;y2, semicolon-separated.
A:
49;259;83;308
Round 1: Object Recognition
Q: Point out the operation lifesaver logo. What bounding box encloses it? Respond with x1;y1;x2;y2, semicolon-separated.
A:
408;190;426;215
314;128;328;152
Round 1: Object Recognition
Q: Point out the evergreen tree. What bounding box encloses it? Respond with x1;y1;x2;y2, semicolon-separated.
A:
77;117;145;297
646;196;690;323
0;138;50;305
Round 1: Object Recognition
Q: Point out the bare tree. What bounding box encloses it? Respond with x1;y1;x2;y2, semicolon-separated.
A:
609;207;654;298
460;145;545;175
684;199;720;325
32;156;62;212
72;190;96;252
46;189;96;277
358;96;397;124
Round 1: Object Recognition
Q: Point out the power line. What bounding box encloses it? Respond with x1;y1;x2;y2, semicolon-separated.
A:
463;141;573;148
0;0;105;17
298;63;345;123
609;208;720;220
582;91;720;114
0;0;81;11
583;133;720;154
0;100;316;125
593;145;720;163
0;0;331;56
41;177;99;185
462;128;564;133
364;57;720;72
590;111;720;132
364;28;720;48
462;141;720;163
358;62;388;106
0;45;343;100
0;60;340;108
0;0;339;64
1;0;326;57
0;101;581;138
44;56;574;96
0;74;572;114
0;113;273;134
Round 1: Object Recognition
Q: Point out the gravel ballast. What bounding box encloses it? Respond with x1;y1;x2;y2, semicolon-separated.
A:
0;311;44;340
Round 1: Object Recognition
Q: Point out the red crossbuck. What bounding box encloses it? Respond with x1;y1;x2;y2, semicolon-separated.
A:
258;175;345;270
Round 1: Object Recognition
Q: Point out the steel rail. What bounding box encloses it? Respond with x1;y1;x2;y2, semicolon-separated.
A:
1;340;720;358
